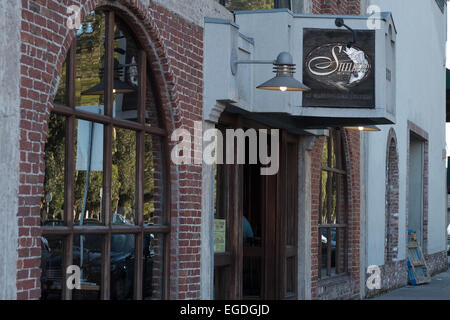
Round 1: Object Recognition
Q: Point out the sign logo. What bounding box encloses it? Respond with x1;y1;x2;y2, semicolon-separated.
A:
306;43;372;91
302;29;375;109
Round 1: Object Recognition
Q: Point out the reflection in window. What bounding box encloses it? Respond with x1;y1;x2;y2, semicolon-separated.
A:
113;17;140;122
144;135;165;226
111;234;135;300
75;11;106;115
54;61;67;106
41;114;66;226
73;234;103;300
74;118;104;224
40;236;64;300
319;129;347;279
112;128;137;224
144;233;165;300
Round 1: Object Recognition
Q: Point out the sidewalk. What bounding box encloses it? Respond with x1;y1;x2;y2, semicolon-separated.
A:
371;258;450;300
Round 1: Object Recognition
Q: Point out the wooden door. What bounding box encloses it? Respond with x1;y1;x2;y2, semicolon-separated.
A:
213;116;298;300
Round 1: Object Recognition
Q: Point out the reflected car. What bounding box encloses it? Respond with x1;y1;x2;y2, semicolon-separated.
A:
41;215;155;300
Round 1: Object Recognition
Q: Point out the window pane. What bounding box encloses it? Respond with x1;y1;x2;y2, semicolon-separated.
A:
322;136;328;167
73;118;104;225
336;174;347;224
110;234;135;300
320;228;337;278
75;10;106;115
335;228;346;274
144;72;162;128
144;135;165;226
143;233;165;300
330;172;338;225
41;236;64;300
42;113;66;226
73;234;103;300
320;171;328;224
112;128;137;225
54;60;68;106
113;16;140;122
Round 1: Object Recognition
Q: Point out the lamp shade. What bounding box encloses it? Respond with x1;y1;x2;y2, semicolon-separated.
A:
257;74;311;92
256;52;310;92
344;125;381;132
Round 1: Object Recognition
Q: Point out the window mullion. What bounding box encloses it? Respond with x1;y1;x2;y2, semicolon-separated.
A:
100;10;115;300
327;228;332;277
62;234;73;300
134;232;143;300
133;49;147;300
138;50;146;124
104;10;114;118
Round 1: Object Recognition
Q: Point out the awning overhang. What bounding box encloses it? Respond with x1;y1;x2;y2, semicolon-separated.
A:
223;103;393;133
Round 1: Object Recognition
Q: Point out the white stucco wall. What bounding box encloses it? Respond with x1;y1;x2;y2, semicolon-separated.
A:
366;0;447;266
0;0;21;300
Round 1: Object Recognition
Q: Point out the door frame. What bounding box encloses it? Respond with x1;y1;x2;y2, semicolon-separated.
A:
213;113;299;300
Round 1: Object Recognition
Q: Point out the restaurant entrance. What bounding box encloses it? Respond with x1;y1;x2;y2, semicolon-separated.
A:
213;114;299;300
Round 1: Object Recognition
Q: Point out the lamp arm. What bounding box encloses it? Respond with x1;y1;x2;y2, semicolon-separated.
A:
335;18;357;48
235;60;275;65
231;48;277;75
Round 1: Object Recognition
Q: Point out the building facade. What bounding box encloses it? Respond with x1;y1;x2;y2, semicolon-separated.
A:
0;0;447;300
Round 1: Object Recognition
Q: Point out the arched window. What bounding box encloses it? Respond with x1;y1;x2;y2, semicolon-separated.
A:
41;9;169;300
319;128;348;279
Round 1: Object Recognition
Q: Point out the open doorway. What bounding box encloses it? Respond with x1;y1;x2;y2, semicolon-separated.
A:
408;132;425;246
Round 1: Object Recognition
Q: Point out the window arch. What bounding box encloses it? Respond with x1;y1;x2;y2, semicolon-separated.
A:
385;129;399;262
319;128;348;279
41;9;169;300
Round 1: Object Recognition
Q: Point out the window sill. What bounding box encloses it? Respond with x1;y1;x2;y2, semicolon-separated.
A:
318;273;351;287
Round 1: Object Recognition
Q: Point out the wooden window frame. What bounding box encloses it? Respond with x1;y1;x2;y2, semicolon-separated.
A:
318;128;348;279
42;10;170;300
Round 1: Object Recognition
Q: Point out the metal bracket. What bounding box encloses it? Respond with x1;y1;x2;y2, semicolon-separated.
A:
230;48;275;76
335;18;357;48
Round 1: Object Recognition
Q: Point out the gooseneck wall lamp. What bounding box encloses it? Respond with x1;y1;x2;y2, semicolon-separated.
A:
230;49;311;92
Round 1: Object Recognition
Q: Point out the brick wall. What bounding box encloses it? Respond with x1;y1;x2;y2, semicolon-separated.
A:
310;130;361;300
312;0;361;15
309;0;361;300
386;128;399;262
18;0;204;300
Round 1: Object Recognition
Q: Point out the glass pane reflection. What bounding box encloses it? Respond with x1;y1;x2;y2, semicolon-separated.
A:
113;16;140;122
111;234;135;300
75;10;106;115
54;61;67;106
144;135;165;226
41;236;64;300
42;113;66;226
112;127;136;225
143;233;165;300
73;234;103;300
74;119;104;225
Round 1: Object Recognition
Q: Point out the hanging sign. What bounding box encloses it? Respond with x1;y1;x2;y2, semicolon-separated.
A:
302;28;375;108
